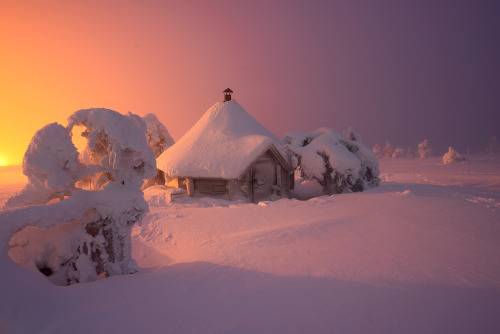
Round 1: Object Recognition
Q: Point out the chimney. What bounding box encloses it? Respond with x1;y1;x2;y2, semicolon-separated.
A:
223;88;233;102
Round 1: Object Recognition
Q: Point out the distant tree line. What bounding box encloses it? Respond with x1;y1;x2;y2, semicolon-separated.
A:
373;136;499;159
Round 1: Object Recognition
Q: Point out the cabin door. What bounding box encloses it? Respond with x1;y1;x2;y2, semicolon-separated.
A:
252;160;276;203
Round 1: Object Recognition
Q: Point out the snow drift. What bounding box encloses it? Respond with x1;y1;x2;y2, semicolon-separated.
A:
1;154;500;333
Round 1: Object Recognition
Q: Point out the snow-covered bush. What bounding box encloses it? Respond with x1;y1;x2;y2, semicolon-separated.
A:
68;108;156;190
442;146;466;164
283;127;379;195
3;123;85;209
383;140;393;158
141;113;175;189
3;108;156;285
418;139;432;159
142;113;175;158
392;147;406;159
372;144;383;159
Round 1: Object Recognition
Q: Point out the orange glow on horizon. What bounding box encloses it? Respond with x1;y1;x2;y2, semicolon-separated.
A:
0;2;249;165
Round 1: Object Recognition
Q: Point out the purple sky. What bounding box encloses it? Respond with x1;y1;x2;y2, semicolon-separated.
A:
2;0;499;164
210;0;500;154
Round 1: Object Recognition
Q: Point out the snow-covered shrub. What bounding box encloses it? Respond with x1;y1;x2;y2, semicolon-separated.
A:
418;139;432;159
141;113;175;189
4;108;156;285
383;140;393;158
283;127;379;195
142;113;175;158
442;147;466;164
372;144;383;159
6;185;149;285
67;108;156;189
392;147;406;159
3;123;85;209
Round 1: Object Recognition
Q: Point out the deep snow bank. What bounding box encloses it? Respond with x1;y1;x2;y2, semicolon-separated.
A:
1;154;500;333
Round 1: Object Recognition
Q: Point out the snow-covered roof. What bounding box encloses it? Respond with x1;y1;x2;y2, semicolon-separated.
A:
157;101;286;179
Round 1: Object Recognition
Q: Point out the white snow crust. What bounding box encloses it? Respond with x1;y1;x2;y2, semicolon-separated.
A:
1;154;500;333
157;101;284;179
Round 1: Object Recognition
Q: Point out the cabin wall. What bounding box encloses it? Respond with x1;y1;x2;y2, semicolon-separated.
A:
165;149;293;203
247;151;292;203
192;178;229;200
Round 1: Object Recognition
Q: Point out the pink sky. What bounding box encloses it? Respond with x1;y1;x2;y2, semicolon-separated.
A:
1;0;499;165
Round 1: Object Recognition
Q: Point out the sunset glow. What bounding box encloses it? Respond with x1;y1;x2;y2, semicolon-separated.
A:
1;1;499;165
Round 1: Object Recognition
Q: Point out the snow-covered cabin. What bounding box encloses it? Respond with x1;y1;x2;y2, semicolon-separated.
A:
157;97;293;203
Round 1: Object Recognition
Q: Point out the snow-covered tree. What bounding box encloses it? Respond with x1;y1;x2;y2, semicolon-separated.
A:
372;144;383;159
283;127;379;195
418;139;432;159
141;113;175;189
443;146;466;164
5;108;156;285
142;113;175;158
383;140;393;158
3;123;85;209
392;147;406;159
487;136;498;154
68;109;155;190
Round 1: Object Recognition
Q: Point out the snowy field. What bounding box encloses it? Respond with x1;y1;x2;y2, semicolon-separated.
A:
1;154;500;334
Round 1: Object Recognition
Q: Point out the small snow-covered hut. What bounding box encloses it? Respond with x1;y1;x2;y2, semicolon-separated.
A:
157;96;293;203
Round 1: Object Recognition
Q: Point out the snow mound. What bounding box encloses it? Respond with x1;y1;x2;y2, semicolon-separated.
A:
144;185;187;205
443;146;466;164
3;123;83;209
283;127;379;194
68;108;156;188
142;113;175;158
157;101;284;179
2;108;157;285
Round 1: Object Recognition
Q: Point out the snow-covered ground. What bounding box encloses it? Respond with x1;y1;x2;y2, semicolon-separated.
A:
1;154;500;334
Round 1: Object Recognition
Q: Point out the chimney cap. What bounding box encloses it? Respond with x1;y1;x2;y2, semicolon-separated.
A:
223;88;233;102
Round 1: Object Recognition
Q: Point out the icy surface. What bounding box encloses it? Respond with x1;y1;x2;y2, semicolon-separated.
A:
157;101;284;179
1;154;500;333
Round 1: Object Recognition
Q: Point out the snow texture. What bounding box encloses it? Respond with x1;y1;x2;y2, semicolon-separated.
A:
3;123;84;209
157;101;286;179
443;146;466;164
418;139;432;159
141;113;174;189
1;154;500;333
142;113;175;158
68;108;156;189
283;127;379;194
5;184;148;285
2;108;156;286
